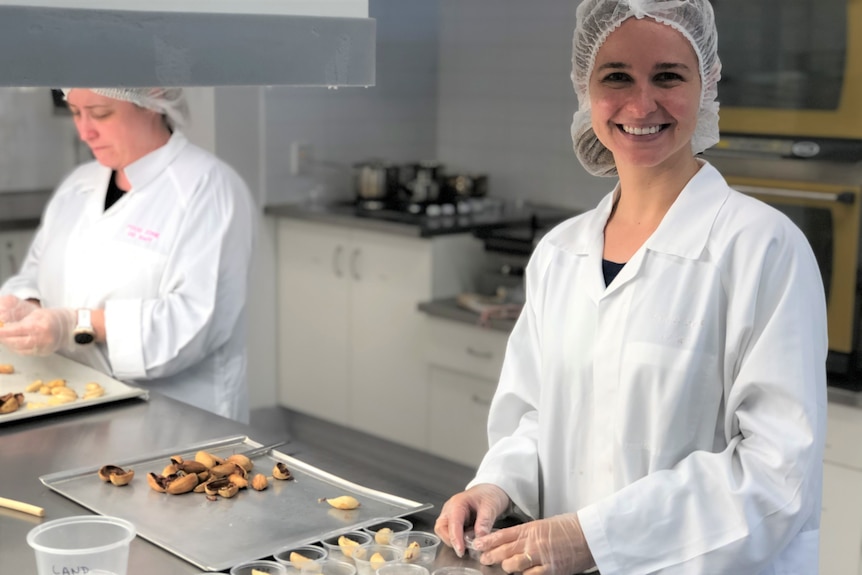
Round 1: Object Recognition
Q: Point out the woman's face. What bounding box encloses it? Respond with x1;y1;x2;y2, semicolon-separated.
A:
588;17;702;173
66;89;167;171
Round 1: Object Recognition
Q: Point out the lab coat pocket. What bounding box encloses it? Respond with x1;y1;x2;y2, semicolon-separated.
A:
618;342;721;457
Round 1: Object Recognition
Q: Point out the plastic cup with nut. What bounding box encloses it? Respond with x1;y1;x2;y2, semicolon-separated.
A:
321;530;373;563
389;531;441;566
361;517;413;545
350;543;403;575
26;515;136;575
274;543;328;573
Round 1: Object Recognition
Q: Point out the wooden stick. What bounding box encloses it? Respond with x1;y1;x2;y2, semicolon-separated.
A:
0;496;45;517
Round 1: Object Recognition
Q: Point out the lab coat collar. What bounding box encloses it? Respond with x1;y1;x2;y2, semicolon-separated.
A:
123;131;189;193
569;161;729;261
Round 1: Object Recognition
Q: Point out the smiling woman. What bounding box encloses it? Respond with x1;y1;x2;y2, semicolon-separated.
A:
433;1;828;574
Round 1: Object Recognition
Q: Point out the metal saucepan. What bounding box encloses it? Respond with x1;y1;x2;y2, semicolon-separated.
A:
353;161;399;201
406;161;444;203
445;174;489;198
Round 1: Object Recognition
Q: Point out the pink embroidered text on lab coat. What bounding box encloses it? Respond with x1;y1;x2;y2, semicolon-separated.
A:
126;224;161;243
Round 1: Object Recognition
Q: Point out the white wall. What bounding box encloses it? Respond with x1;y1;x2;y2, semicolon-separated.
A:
437;0;609;211
264;0;440;206
262;0;611;211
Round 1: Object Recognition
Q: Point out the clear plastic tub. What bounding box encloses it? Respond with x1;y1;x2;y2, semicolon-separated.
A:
321;530;373;562
350;543;402;575
388;531;441;566
274;543;328;570
230;559;289;575
360;517;413;545
301;559;357;575
432;568;482;575
462;528;498;560
376;564;430;575
26;515;136;575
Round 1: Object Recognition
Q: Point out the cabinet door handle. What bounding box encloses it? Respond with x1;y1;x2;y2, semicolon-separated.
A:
350;248;361;281
471;394;492;406
332;245;344;278
466;347;493;359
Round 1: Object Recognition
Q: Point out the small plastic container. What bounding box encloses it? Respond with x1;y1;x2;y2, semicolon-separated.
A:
26;515;136;575
376;564;430;575
274;544;329;570
463;528;498;560
230;559;289;575
321;530;374;562
389;531;441;566
301;559;357;575
432;568;482;575
350;543;402;575
361;517;413;545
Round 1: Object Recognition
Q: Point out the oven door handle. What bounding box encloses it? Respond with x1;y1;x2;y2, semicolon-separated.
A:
735;185;855;205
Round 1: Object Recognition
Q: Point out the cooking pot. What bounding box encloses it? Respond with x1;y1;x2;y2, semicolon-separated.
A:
445;174;489;198
353;162;399;201
406;161;443;203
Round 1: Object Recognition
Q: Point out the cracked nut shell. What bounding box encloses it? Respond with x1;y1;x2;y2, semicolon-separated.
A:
273;462;293;480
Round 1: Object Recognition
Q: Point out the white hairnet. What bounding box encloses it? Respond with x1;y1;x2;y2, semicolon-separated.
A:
570;0;721;177
62;88;190;131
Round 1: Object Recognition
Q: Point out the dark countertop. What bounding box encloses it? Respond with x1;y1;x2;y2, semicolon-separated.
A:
0;388;502;574
264;201;575;238
0;189;52;231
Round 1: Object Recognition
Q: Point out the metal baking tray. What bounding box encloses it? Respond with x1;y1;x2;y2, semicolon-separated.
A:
0;347;148;424
41;435;433;572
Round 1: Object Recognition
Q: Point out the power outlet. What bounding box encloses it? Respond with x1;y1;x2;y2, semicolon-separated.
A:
290;142;311;176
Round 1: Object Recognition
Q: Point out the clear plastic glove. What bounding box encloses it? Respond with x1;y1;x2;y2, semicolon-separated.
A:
472;513;595;575
0;307;75;356
0;294;39;324
434;483;511;558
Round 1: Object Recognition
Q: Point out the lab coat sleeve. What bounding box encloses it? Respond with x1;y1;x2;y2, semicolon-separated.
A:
467;241;549;520
105;163;255;380
578;223;827;574
0;185;64;302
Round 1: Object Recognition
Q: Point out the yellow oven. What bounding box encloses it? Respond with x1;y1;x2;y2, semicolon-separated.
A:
726;176;861;355
715;0;862;141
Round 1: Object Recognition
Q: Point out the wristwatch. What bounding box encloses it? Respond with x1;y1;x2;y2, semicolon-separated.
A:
73;309;95;345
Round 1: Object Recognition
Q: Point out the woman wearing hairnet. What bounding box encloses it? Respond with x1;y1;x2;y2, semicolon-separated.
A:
435;0;827;573
0;88;256;423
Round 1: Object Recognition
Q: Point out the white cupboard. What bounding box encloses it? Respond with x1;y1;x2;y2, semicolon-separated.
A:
821;401;862;574
0;228;35;285
276;218;484;450
425;317;508;467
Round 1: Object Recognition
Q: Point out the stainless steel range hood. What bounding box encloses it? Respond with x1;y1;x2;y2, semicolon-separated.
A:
0;0;375;87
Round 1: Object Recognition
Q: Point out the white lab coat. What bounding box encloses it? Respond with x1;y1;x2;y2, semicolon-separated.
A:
1;132;256;422
469;162;827;574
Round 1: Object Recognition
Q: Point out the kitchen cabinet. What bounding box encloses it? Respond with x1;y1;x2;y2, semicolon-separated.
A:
821;401;862;574
276;218;485;450
425;317;509;467
0;228;34;285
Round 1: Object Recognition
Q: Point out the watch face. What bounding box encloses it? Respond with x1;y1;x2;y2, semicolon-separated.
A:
74;331;95;345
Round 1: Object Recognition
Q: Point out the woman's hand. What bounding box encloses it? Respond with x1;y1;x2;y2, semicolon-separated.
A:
472;513;595;575
0;307;76;356
434;483;511;558
0;295;38;324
